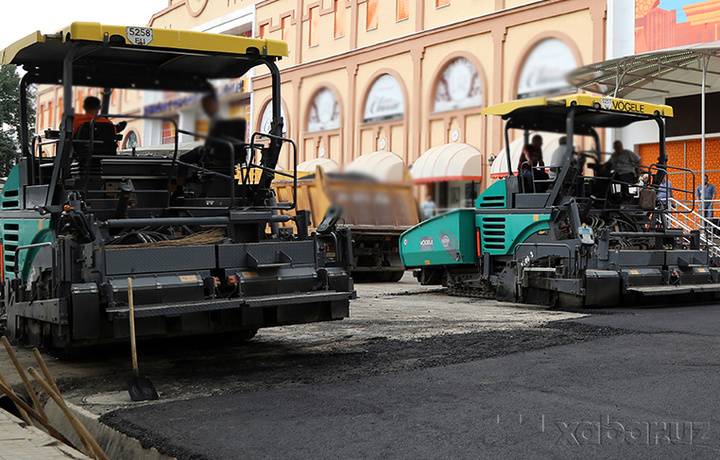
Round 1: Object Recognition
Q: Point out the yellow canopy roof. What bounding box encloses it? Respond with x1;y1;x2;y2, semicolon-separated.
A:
1;22;287;66
482;94;673;118
1;23;288;91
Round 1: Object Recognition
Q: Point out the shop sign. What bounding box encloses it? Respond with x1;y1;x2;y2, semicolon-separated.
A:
143;79;248;116
145;94;201;116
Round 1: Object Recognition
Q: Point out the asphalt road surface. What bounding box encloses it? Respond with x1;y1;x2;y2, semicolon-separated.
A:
103;278;720;460
4;274;720;459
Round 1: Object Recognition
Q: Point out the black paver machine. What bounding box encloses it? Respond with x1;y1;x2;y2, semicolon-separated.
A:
0;23;354;347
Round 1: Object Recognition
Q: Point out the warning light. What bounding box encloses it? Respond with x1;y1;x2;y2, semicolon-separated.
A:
63;205;71;211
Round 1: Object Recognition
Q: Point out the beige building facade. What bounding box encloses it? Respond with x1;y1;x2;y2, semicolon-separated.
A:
247;0;606;206
35;0;608;207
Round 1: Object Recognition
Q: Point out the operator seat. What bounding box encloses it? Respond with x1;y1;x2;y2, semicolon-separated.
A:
71;121;118;187
202;118;247;175
74;122;118;156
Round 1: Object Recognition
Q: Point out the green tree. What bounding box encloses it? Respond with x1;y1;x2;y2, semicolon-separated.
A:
0;64;35;176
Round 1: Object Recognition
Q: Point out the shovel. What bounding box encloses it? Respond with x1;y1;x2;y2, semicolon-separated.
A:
126;277;158;401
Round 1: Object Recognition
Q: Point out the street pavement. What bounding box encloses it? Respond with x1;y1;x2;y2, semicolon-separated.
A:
101;302;720;460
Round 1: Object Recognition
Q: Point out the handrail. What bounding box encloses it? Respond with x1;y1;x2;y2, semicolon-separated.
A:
667;197;720;259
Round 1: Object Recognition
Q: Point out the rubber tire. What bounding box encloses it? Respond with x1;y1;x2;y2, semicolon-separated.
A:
236;329;258;341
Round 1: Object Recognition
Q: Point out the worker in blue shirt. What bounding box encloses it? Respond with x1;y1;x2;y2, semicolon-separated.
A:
696;174;716;219
656;173;673;210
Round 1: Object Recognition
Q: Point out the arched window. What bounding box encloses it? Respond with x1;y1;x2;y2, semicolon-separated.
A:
433;57;482;113
425;54;486;152
363;74;405;123
517;38;578;99
123;131;139;149
259;101;287;137
303;86;343;166
307;88;341;133
258;99;291;169
358;73;407;162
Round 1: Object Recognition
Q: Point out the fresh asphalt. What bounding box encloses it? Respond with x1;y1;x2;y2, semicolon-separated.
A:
102;304;720;460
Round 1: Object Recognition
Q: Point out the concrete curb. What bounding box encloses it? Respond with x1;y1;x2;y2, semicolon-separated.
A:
44;401;174;460
0;408;89;459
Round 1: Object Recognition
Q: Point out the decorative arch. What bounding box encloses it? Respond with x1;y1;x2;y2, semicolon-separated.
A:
357;69;409;163
185;0;209;17
302;83;344;167
510;31;583;100
424;51;488;153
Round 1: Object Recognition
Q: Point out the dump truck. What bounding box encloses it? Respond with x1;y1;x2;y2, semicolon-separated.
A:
400;94;720;307
273;168;419;281
0;23;354;348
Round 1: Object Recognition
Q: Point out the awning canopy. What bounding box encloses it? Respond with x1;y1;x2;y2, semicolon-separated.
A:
490;132;564;179
567;44;720;214
344;151;405;182
411;143;482;184
567;42;720;100
296;158;339;173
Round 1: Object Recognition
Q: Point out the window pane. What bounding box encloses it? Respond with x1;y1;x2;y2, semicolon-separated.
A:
334;0;346;38
48;102;53;128
282;16;290;42
309;7;319;46
259;24;268;39
436;0;450;7
367;0;378;30
162;116;178;145
397;0;409;21
162;121;176;145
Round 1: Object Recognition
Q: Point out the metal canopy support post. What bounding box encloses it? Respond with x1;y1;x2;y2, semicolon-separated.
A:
701;54;709;225
19;75;32;186
504;124;513;176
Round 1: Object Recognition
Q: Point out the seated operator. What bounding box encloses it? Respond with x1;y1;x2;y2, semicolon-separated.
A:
176;92;221;177
601;141;641;198
172;92;225;200
73;96;126;136
517;136;549;192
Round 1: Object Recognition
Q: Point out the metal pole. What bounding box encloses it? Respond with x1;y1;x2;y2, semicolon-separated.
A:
701;55;708;228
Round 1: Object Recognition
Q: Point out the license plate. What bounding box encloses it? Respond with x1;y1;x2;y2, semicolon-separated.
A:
126;27;154;46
